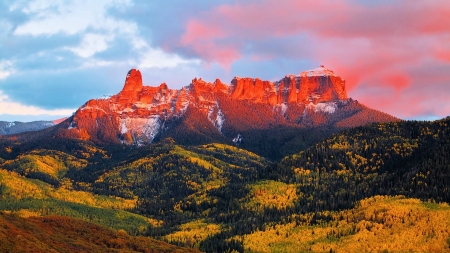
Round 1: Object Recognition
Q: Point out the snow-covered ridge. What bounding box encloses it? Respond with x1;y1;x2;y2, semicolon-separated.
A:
299;65;337;77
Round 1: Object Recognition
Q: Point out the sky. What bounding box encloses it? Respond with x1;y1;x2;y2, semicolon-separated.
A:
0;0;449;122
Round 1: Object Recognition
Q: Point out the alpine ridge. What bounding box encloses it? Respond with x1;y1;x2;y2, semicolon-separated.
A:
64;66;397;158
0;120;58;135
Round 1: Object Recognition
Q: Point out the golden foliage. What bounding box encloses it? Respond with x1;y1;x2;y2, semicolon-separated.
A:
0;168;135;210
244;180;298;211
240;196;450;252
0;149;87;178
164;219;221;248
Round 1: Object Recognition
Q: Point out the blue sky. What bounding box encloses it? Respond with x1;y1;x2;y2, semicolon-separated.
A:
0;0;449;122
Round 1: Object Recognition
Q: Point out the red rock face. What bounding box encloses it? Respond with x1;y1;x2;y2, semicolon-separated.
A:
68;66;352;144
229;66;347;106
230;77;277;105
277;75;348;104
118;69;143;104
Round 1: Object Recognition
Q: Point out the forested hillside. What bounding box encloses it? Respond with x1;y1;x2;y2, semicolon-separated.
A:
0;117;450;252
263;117;450;211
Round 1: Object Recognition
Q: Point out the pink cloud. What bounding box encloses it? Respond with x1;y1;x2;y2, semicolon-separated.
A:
179;0;351;66
177;0;450;118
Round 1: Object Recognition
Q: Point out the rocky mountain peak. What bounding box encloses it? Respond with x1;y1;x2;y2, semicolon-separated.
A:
66;67;392;146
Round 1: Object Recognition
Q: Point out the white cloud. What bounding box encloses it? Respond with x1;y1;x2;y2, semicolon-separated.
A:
80;59;115;68
0;61;15;80
0;91;75;116
66;33;112;58
12;0;197;70
14;0;133;36
138;48;201;69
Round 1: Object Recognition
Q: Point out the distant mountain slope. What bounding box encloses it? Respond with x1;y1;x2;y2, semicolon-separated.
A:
0;120;56;135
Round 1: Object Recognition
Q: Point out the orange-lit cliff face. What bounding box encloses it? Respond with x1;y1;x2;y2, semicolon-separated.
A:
67;66;391;145
229;66;347;105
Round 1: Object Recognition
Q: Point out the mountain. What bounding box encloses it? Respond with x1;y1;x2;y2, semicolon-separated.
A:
58;66;397;159
6;66;438;252
0;120;58;135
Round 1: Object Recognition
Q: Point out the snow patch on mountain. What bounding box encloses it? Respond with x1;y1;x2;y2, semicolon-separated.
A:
179;100;189;113
273;103;288;116
119;116;161;143
207;102;225;132
142;117;161;142
306;102;337;114
281;103;288;115
300;65;337;77
120;119;128;134
215;109;225;132
233;134;243;145
68;121;76;129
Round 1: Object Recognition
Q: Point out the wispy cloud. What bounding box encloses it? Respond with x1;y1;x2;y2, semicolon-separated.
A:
0;61;15;80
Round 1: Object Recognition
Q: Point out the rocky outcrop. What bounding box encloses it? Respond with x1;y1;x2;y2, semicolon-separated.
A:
118;69;143;103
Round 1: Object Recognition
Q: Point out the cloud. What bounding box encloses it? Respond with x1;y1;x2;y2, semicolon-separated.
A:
174;0;450;118
0;0;204;122
13;0;133;36
137;48;200;69
0;91;75;118
177;0;350;67
66;33;113;58
0;61;15;80
9;0;198;69
11;0;140;60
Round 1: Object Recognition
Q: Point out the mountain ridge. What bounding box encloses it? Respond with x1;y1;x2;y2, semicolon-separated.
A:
64;66;397;154
0;121;55;135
